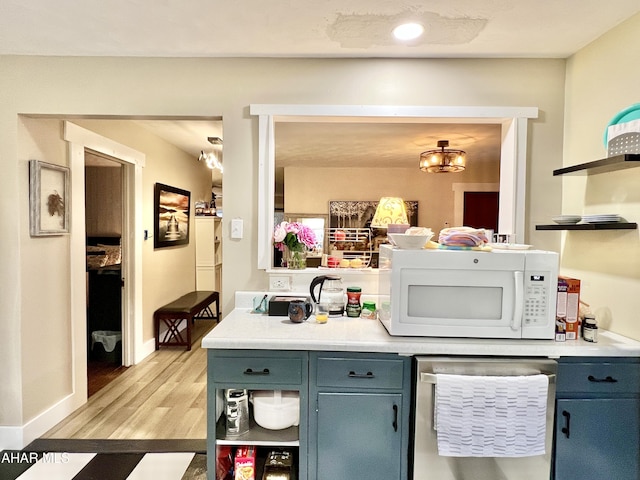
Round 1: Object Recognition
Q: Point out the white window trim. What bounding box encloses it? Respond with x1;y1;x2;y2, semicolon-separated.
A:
251;104;538;270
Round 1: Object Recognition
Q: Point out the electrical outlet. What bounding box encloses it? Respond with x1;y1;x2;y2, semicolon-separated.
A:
269;275;291;291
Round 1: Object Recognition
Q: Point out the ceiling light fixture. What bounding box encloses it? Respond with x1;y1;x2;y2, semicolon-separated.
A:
419;140;466;173
199;150;223;172
393;23;424;41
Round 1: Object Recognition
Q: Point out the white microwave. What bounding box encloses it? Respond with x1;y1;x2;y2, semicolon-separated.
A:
378;245;558;339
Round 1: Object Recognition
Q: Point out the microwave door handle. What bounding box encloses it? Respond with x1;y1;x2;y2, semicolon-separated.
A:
512;271;524;331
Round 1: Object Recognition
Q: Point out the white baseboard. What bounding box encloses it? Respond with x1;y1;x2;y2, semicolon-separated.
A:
135;337;157;365
0;391;83;450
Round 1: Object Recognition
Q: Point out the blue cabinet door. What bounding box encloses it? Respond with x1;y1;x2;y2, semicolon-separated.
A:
316;392;402;480
555;398;639;480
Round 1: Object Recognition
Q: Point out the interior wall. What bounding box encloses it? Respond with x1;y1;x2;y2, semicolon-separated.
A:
561;12;640;340
0;55;566;438
18;117;73;426
284;162;501;233
73;119;212;343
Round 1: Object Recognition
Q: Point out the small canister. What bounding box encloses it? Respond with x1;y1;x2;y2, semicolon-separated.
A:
345;287;362;317
583;316;598;343
361;301;377;319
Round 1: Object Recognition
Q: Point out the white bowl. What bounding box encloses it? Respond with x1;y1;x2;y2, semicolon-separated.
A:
251;390;300;430
388;233;433;249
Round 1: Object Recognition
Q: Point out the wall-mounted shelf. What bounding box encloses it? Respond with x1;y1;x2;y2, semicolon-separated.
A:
553;153;640;176
536;223;637;231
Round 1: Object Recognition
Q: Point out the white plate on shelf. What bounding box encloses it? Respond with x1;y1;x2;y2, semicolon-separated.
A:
552;215;582;225
582;214;621;223
490;243;532;250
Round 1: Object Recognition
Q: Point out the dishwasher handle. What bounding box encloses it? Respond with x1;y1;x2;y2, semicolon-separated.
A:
420;372;557;383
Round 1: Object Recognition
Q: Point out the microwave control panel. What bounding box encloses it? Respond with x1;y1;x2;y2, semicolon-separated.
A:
523;273;551;326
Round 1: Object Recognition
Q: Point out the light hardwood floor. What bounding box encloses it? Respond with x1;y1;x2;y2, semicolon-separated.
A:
42;322;214;440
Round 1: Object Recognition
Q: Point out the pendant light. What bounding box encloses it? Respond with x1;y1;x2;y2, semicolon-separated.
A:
419;140;466;173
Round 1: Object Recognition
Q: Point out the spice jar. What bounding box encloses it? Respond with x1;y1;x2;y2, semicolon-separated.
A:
583;316;598;343
345;287;362;317
361;301;377;319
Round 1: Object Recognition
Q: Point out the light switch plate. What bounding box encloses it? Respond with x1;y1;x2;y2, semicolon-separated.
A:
231;218;243;239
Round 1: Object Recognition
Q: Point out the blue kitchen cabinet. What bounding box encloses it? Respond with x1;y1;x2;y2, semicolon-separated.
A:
554;357;640;480
207;350;309;480
309;352;412;480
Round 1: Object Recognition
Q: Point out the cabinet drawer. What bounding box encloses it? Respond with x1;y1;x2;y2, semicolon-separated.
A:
557;361;640;394
316;357;405;390
210;356;303;385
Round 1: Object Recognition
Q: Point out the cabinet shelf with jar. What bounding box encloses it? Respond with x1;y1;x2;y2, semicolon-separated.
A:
208;350;308;479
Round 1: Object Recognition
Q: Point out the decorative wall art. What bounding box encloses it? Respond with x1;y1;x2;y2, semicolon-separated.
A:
154;183;191;249
329;200;418;229
29;160;70;236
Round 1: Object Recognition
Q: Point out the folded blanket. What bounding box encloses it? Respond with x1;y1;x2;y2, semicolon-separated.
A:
425;241;492;251
439;227;489;247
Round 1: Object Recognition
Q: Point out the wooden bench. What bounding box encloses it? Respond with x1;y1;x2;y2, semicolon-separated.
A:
154;290;220;350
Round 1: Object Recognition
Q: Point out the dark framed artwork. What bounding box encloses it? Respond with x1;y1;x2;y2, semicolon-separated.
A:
29;159;70;236
154;183;191;248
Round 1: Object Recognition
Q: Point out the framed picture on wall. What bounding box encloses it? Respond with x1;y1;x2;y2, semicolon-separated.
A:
154;183;191;249
29;159;70;236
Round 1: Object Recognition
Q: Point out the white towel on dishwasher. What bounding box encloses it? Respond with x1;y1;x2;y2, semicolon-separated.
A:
435;373;549;457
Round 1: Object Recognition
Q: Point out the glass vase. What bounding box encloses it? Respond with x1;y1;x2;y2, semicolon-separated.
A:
285;245;307;270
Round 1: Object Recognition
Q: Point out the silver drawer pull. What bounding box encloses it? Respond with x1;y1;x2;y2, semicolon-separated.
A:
420;372;556;383
348;370;375;379
587;375;617;383
244;368;270;375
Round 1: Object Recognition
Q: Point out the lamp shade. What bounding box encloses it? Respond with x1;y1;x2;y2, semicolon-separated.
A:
370;197;409;228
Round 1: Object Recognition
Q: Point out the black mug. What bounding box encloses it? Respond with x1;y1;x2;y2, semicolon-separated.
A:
288;300;312;323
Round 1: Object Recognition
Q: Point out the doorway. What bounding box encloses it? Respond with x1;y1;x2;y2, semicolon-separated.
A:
84;150;127;396
463;191;499;232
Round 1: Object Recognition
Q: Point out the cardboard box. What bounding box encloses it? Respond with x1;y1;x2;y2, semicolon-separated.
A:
234;446;256;480
557;276;581;340
268;296;310;316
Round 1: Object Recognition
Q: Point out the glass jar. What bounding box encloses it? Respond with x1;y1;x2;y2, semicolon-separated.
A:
583;316;598;343
345;287;362;317
361;301;377;319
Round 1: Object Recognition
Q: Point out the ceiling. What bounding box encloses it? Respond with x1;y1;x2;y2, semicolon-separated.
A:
4;1;638;181
1;0;638;58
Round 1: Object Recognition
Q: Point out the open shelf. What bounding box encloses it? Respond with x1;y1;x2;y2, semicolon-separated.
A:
536;222;637;231
553;153;640;176
216;414;300;446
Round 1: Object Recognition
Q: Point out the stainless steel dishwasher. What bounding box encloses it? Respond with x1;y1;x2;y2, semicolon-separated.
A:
413;357;557;480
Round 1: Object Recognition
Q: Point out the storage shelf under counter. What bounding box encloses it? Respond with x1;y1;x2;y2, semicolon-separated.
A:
215;414;299;446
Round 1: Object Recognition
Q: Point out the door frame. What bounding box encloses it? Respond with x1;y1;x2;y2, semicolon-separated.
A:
64;121;145;407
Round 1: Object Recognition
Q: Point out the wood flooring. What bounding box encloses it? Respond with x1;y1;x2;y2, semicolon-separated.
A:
42;321;215;441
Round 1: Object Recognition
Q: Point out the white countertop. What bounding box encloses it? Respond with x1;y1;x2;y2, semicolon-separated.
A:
201;302;640;358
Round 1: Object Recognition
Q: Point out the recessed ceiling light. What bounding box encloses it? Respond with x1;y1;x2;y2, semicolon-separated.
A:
393;23;424;41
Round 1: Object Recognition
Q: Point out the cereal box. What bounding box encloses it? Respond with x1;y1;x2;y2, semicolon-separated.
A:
557;276;581;340
234;446;256;480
